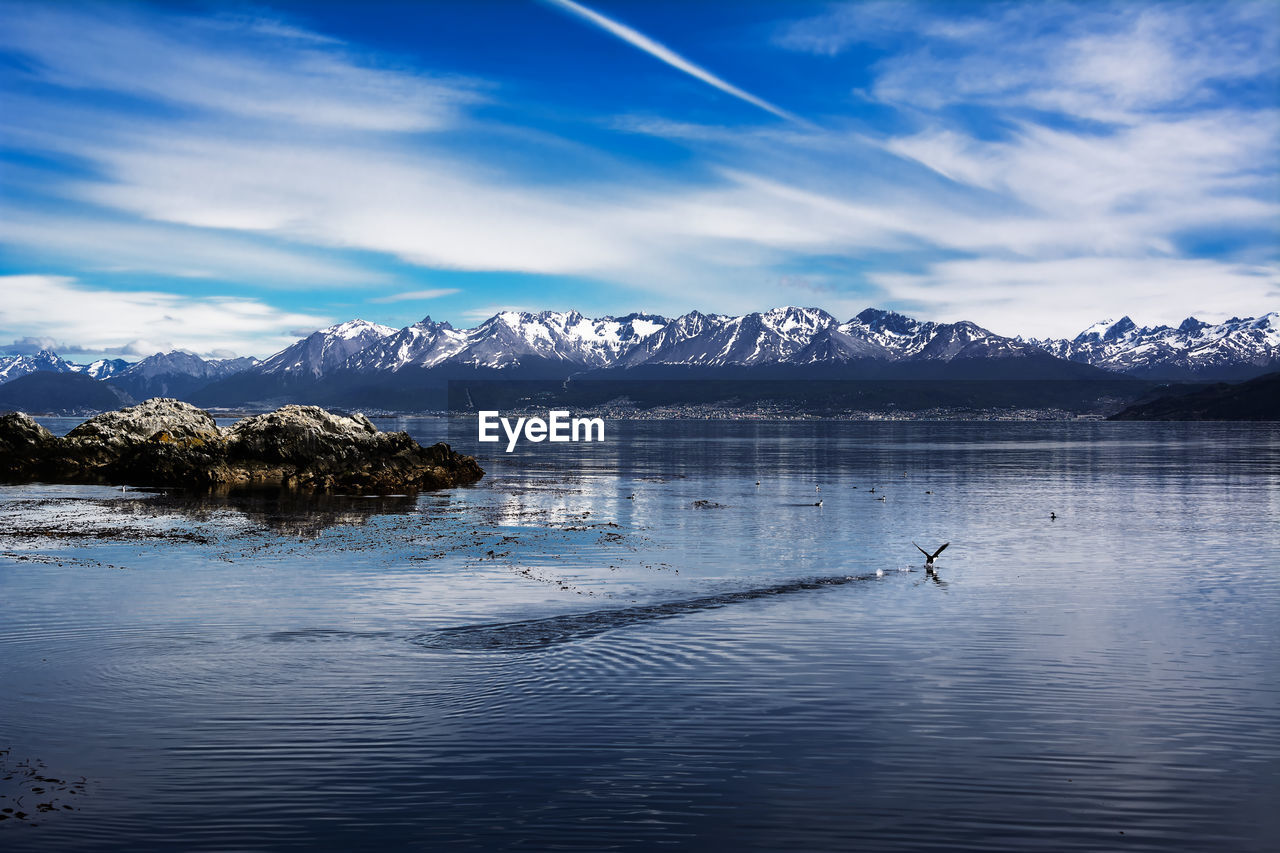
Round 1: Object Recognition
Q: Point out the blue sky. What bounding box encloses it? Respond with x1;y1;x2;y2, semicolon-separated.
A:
1;0;1277;359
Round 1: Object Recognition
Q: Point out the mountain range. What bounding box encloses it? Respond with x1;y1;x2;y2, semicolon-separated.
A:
1026;314;1280;380
1;307;1275;413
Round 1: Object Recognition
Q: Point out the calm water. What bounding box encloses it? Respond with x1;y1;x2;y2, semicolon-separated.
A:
1;420;1278;851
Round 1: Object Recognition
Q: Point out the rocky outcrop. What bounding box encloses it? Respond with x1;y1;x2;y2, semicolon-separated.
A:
0;398;484;492
0;412;59;479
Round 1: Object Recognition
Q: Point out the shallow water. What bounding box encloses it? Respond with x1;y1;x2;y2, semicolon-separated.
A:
2;420;1278;851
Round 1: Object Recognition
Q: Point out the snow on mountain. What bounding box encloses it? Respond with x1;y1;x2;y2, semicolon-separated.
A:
107;350;261;399
450;311;670;369
1028;313;1280;378
341;311;672;372
70;358;132;380
342;316;464;371
116;351;242;381
791;326;892;363
335;305;1065;373
13;308;1277;404
617;307;838;367
211;356;263;376
0;350;75;384
1;349;255;396
258;319;396;378
838;309;1045;362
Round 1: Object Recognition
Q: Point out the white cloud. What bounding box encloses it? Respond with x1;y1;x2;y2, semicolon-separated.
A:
0;0;1273;339
0;2;482;132
0;275;333;358
0;208;385;287
368;288;461;303
543;0;805;124
869;257;1280;338
458;305;540;322
2;335;61;355
779;1;1280;122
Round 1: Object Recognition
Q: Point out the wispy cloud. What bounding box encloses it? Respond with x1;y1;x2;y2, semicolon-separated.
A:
0;1;483;131
777;0;1280;122
458;304;539;322
869;257;1280;337
543;0;805;124
0;0;1274;342
766;0;1280;333
0;275;332;359
368;288;461;304
0;206;385;287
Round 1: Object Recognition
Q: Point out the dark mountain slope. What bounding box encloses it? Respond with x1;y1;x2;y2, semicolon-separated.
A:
1109;372;1280;420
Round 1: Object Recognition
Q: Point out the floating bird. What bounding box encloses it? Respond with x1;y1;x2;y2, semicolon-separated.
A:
876;568;885;577
814;499;823;507
626;494;635;500
869;487;876;493
1049;512;1057;520
925;490;933;495
755;480;761;486
913;542;949;568
816;486;821;492
876;495;886;502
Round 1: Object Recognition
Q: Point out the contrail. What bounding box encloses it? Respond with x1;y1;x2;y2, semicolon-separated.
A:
542;0;805;124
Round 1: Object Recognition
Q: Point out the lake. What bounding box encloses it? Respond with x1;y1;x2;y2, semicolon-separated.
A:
1;419;1278;851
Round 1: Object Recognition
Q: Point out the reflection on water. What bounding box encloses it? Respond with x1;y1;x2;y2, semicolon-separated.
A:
1;420;1278;852
126;489;421;537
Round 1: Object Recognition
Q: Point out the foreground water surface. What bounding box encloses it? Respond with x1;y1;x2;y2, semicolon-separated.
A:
1;420;1278;851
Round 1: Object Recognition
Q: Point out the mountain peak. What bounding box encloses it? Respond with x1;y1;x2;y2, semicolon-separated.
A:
1103;317;1136;340
259;319;396;378
1036;313;1279;378
853;308;920;335
325;319;397;340
1178;317;1208;333
1073;317;1136;342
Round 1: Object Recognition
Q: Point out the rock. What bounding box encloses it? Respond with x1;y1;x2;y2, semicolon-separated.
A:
0;412;58;479
66;398;221;447
219;405;484;491
0;400;484;493
60;398;224;479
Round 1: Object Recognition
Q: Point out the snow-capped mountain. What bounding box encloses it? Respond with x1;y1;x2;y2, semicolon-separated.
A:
258;320;397;378
108;351;260;399
344;316;462;371
9;305;1276;414
223;305;1112;384
841;309;1048;362
341;311;670;372
613;307;1051;371
616;307;837;368
1029;313;1280;379
71;358;131;380
0;350;75;384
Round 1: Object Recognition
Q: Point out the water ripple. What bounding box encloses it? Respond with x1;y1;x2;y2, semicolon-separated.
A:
413;572;885;652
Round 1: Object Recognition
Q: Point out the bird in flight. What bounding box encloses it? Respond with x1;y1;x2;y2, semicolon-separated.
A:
913;542;949;568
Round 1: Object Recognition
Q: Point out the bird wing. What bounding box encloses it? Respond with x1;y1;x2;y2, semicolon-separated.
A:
913;542;930;558
930;542;950;559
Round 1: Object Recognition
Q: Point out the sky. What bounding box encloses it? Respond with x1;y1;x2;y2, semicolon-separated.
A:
0;0;1277;360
